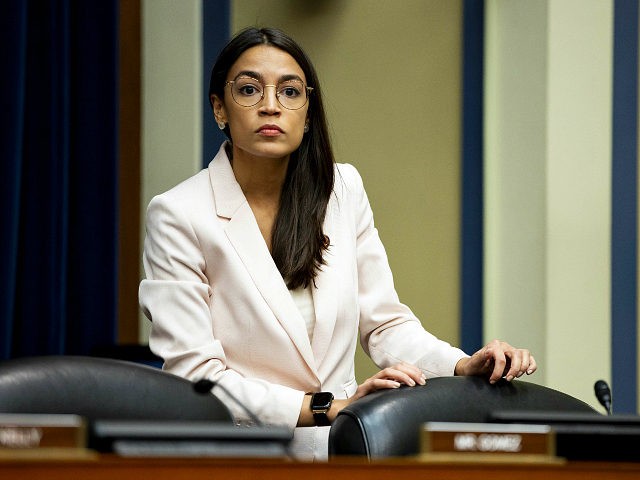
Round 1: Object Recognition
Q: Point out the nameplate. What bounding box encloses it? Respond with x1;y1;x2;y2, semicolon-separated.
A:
0;414;86;449
421;422;555;459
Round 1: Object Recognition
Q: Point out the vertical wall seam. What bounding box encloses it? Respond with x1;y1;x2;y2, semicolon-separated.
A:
201;0;230;167
461;0;485;353
611;0;639;413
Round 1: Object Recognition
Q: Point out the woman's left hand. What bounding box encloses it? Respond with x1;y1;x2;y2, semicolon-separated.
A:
454;339;537;384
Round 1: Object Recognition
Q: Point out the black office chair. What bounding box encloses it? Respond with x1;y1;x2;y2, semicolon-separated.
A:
329;376;598;458
0;355;232;421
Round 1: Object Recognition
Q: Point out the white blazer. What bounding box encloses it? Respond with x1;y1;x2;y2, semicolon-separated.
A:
139;143;467;459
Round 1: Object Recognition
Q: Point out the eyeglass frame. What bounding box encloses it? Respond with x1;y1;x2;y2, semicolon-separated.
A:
224;76;314;110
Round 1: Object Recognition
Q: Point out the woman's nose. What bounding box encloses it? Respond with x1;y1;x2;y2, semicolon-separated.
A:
259;84;281;113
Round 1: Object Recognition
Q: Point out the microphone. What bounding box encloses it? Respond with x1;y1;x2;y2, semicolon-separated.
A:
194;378;264;426
594;379;612;415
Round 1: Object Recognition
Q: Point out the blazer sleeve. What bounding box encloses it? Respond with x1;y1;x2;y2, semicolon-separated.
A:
139;192;304;429
341;164;468;377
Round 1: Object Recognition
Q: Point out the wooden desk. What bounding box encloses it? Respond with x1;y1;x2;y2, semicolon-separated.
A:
1;455;639;480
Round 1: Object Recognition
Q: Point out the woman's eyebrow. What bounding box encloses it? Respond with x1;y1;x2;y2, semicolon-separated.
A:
279;73;304;83
234;70;262;81
233;71;304;83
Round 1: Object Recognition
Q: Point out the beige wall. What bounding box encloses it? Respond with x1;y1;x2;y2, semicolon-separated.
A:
141;0;203;340
484;0;614;410
233;1;464;380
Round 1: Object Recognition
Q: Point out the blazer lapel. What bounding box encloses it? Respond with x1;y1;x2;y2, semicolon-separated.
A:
208;146;318;376
310;201;339;366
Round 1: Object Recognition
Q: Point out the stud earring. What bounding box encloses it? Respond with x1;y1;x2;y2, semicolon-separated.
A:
217;121;226;130
304;122;309;133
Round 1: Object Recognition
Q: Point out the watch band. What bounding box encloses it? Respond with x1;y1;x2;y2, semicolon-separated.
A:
310;392;334;427
313;411;331;426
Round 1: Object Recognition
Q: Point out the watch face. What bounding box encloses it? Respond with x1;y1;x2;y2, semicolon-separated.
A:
312;392;334;410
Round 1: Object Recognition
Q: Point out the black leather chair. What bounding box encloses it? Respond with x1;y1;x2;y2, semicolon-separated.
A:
329;376;599;458
0;355;232;421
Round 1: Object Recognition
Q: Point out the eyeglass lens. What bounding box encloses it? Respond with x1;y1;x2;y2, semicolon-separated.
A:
230;76;309;110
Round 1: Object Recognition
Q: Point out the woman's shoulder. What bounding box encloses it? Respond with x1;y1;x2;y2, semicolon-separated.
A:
149;143;230;209
334;162;366;196
334;161;360;177
149;168;211;209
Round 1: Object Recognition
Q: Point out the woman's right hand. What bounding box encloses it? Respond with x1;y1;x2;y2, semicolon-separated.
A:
351;362;426;401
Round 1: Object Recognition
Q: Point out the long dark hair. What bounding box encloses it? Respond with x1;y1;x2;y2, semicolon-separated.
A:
209;27;335;289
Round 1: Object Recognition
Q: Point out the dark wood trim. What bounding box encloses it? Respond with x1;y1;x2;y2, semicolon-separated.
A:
1;456;639;480
117;0;141;343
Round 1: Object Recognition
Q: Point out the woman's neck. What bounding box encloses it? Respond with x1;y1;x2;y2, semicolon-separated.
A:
230;145;289;201
229;144;289;251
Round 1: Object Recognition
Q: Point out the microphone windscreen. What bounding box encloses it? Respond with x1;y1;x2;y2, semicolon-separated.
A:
594;380;611;397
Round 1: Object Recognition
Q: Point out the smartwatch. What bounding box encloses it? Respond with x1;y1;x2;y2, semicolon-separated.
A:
310;391;334;426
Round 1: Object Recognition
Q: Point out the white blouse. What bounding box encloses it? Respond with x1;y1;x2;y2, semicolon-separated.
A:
289;285;315;341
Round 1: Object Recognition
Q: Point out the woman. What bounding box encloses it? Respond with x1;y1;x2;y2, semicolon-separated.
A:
139;27;536;460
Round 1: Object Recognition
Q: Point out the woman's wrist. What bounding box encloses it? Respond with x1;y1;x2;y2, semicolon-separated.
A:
454;357;469;376
328;398;350;422
298;395;351;426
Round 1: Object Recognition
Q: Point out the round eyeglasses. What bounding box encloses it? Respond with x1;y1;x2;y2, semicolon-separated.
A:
225;76;313;110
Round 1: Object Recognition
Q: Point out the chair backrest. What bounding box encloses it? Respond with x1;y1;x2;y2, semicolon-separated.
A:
329;376;598;458
0;355;232;422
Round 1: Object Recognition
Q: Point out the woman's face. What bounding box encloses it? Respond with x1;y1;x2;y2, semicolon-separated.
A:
212;45;309;162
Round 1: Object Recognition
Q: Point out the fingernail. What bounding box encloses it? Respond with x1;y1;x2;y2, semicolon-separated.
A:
506;375;514;382
527;369;533;375
392;381;401;388
408;379;415;386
